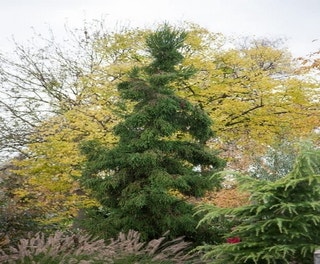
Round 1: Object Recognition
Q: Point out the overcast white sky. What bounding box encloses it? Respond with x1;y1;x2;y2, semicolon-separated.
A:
0;0;319;57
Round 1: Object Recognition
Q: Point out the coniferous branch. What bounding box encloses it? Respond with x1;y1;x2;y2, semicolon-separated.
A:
196;148;320;264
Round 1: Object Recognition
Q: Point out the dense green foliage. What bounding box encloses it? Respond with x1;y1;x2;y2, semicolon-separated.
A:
80;24;225;242
197;147;320;263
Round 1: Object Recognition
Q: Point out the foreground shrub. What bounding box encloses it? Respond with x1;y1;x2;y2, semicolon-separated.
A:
0;229;205;263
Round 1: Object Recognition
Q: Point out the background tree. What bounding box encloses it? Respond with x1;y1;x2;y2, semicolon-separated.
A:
185;37;319;157
197;147;320;264
0;21;149;160
80;24;225;242
0;23;149;226
0;161;43;245
248;139;301;181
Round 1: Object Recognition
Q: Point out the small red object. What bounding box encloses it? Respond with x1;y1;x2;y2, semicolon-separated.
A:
226;237;241;244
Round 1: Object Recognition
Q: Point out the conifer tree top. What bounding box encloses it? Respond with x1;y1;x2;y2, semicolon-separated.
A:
146;24;186;73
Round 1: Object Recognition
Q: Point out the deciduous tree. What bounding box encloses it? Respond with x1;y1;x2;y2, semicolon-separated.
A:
1;23;148;225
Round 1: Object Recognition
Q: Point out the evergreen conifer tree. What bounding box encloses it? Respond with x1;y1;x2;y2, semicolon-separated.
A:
80;24;225;242
197;148;320;264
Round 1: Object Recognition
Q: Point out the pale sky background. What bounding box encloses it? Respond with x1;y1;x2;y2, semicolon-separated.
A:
0;0;320;57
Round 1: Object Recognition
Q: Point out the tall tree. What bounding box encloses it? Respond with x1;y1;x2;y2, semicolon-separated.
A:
80;24;225;242
197;147;320;264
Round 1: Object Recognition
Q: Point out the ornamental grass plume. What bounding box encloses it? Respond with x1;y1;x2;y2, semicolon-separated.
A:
0;229;205;263
0;231;106;263
108;230;205;263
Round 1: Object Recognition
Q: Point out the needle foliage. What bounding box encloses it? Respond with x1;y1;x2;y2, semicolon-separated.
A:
80;24;225;242
197;147;320;263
